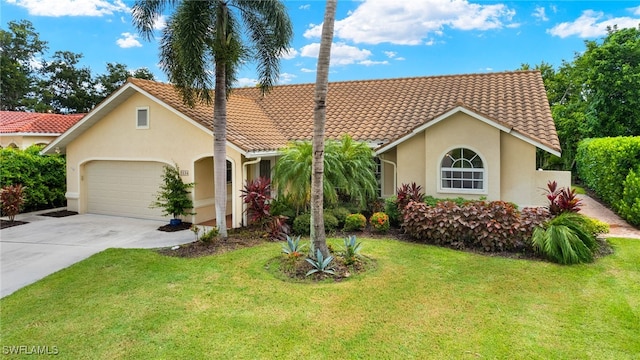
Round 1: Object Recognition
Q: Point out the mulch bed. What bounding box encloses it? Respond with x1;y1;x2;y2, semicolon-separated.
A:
157;222;193;232
0;220;29;230
39;210;78;218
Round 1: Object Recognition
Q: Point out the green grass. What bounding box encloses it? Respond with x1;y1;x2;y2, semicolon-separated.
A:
2;238;639;359
572;184;587;194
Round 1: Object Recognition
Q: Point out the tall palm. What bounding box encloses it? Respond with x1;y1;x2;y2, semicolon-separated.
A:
132;0;292;238
311;0;337;257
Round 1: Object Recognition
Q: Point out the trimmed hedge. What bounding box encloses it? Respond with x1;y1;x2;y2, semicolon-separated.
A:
402;200;550;252
292;212;339;235
576;136;640;225
0;145;66;213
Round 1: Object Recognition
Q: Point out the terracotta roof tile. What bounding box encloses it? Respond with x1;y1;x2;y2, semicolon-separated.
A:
0;111;85;134
129;71;560;154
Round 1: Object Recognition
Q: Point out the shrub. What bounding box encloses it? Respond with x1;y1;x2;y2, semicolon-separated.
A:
150;164;195;220
1;184;26;221
545;181;582;215
531;213;597;265
329;206;351;227
240;177;272;225
370;212;390;233
423;195;468;207
384;196;401;227
265;215;290;240
576;136;640;209
619;168;640;226
270;195;297;224
0;145;66;212
292;212;339;235
402;200;549;252
343;213;366;232
396;182;424;211
282;235;306;258
583;216;610;237
305;249;335;277
199;227;219;244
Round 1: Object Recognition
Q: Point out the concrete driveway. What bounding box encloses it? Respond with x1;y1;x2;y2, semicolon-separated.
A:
1;211;193;298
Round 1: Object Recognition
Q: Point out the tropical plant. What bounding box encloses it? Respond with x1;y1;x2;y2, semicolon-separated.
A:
0;184;26;221
265;215;290;241
370;212;390;233
150;164;195;221
342;235;362;265
305;249;336;277
545;181;582;216
240;177;272;225
384;197;401;228
396;182;424;211
343;213;367;232
282;235;306;258
132;0;293;238
531;213;597;265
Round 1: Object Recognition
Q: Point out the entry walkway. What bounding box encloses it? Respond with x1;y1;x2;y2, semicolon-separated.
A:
577;194;640;239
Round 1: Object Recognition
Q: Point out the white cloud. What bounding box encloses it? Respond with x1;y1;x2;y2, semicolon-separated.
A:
533;6;548;22
548;10;640;38
300;68;315;73
153;15;167;30
395;57;406;61
359;60;389;66
299;4;310;10
280;47;298;60
630;6;640;16
278;72;297;84
235;78;258;88
116;32;142;48
300;42;372;65
6;0;129;17
303;0;516;45
384;51;397;58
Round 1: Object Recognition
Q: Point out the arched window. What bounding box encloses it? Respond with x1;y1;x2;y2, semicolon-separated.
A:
440;148;485;192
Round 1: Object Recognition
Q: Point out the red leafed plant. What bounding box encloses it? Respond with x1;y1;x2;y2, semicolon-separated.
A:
546;181;582;216
396;182;424;211
240;177;272;225
1;184;26;221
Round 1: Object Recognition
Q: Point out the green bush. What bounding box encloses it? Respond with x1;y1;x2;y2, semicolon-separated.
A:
619;168;640;226
583;216;610;237
343;213;366;232
270;195;296;225
0;145;66;212
292;212;339;235
329;206;351;227
384;196;401;228
531;213;597;265
576;136;640;209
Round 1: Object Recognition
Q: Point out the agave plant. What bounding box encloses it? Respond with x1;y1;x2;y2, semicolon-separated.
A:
305;249;336;276
531;212;597;265
342;235;362;265
282;235;306;257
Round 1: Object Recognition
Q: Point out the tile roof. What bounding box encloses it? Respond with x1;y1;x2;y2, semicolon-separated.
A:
0;111;85;134
129;70;560;154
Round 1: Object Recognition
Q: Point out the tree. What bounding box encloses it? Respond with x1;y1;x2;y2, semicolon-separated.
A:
132;0;292;238
0;20;47;110
151;164;195;222
95;62;155;99
40;51;96;113
273;135;377;214
311;0;338;257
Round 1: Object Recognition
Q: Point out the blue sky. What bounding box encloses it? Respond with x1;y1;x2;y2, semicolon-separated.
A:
2;0;640;87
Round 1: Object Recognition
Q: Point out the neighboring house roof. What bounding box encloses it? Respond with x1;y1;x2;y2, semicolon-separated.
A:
44;71;561;157
0;111;85;135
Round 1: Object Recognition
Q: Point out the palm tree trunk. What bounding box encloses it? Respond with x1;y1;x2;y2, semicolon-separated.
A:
214;59;228;239
311;0;337;257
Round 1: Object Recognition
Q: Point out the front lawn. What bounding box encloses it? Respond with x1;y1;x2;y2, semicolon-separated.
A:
1;238;639;359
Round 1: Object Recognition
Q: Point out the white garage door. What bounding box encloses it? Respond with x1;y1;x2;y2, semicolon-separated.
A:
85;161;167;220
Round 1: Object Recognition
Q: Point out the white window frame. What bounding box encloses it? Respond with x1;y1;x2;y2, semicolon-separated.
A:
438;147;487;195
136;106;149;129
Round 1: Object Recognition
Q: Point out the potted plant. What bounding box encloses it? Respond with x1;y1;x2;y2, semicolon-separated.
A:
150;164;195;226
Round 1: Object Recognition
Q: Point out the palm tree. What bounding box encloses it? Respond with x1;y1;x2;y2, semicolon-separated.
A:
311;0;338;257
132;0;292;238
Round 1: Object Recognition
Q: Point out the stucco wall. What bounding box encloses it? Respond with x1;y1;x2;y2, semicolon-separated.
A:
379;150;397;198
396;134;426;191
66;91;244;226
0;135;56;149
423;112;501;201
500;132;536;205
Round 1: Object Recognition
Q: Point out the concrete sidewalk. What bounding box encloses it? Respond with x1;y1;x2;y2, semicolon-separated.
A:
577;194;640;239
1;212;193;298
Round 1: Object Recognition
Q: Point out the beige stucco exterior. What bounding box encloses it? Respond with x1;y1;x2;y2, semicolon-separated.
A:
64;92;244;227
381;111;570;207
0;134;57;149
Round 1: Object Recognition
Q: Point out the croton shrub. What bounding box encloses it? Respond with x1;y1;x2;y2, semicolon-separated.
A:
401;200;550;252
